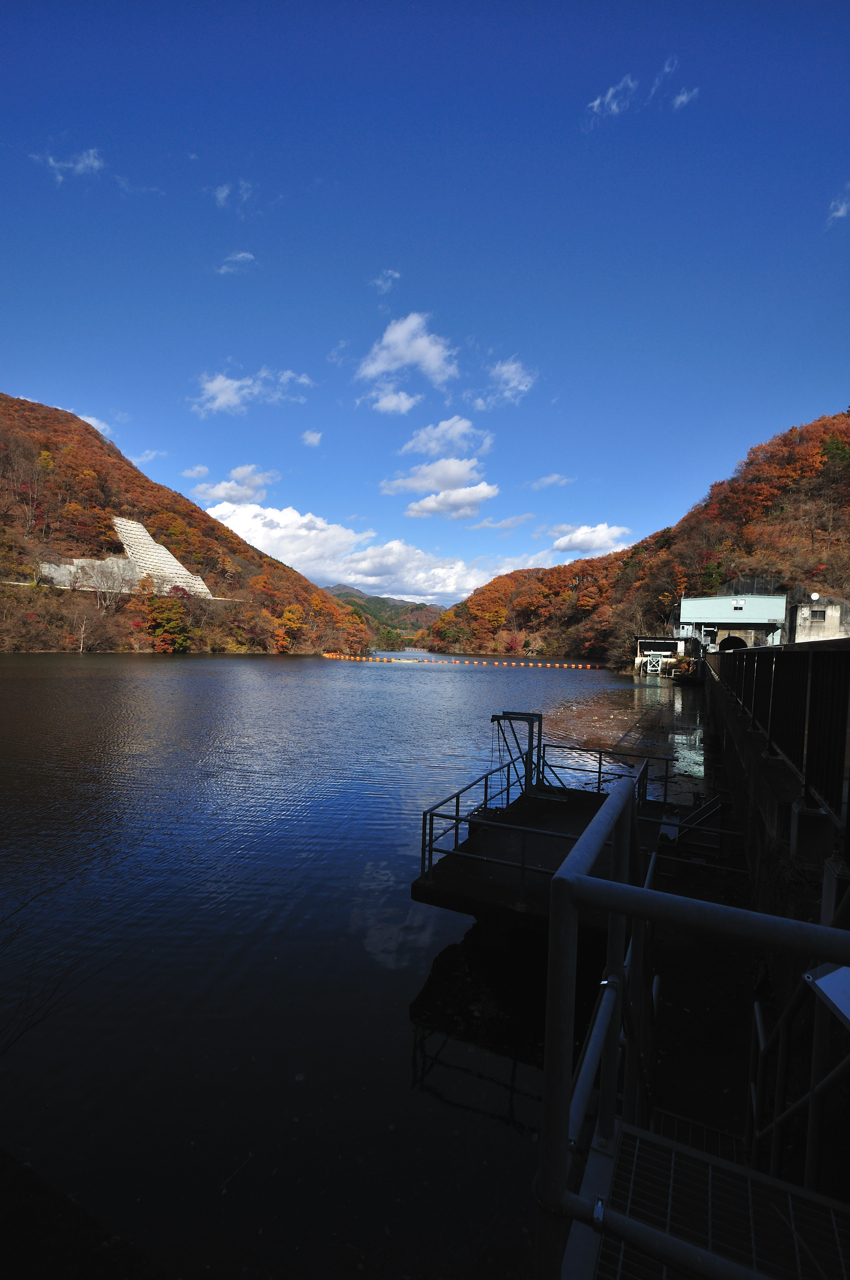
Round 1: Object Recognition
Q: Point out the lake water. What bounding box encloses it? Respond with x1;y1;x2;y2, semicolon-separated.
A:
0;654;704;1279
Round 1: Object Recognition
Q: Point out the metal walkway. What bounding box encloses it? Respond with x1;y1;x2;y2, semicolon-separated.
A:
588;1125;850;1280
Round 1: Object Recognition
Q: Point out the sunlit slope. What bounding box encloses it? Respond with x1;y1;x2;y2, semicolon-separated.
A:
427;410;850;664
0;393;369;653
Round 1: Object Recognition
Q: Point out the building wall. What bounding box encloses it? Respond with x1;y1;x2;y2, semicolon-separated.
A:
788;601;850;644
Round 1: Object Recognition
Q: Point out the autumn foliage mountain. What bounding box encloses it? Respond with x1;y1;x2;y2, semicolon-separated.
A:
0;394;370;654
428;410;850;666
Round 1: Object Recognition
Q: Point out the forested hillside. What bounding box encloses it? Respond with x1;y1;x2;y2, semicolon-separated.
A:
324;584;445;649
428;410;850;666
0;394;370;654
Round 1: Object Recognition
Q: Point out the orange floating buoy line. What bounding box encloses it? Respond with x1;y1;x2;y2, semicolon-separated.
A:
322;651;606;669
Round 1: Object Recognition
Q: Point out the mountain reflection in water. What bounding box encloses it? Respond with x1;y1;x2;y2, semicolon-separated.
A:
0;654;703;1279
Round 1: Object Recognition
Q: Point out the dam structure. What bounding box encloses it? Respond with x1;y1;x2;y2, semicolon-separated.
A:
40;517;213;598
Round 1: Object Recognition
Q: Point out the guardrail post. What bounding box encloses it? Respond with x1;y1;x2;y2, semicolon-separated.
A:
536;874;580;1278
598;803;630;1142
805;999;830;1189
421;812;427;878
597;752;603;792
770;1019;790;1177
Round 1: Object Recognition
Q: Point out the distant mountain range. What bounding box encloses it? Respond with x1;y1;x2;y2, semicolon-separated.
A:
324;583;447;639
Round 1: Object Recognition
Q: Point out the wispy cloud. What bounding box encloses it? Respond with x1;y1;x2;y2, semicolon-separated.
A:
357;313;459;413
192;367;314;416
216;251;255;275
672;87;699;110
115;175;164;196
371;268;400;294
382;457;486;495
181;465;209;478
193;463;280;505
828;185;850;226
32;148;105;184
213;179;253;210
646;57;677;104
585;75;638;127
400;415;492;457
371;388;423;414
131;449;167;465
471;358;537;410
405;484;500;520
302;430;322;446
470;513;534;531
80;415;112;436
327;339;348;365
531;473;572;490
550;522;631;553
382;456;499;520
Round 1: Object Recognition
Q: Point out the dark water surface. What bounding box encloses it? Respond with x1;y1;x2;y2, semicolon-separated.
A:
0;655;702;1279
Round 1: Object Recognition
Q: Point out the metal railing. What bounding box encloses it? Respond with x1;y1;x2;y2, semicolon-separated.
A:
540;743;671;807
746;873;850;1188
712;647;850;829
419;746;655;883
534;777;850;1280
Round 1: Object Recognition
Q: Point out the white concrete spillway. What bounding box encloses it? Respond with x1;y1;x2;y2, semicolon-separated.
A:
40;518;213;598
111;518;212;597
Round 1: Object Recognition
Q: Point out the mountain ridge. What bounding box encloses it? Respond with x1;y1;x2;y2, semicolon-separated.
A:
0;393;370;654
425;409;850;666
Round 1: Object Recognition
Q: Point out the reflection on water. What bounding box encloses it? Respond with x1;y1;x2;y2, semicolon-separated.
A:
0;655;703;1278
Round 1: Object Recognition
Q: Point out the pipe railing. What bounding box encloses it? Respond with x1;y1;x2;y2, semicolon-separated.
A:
421;754;651;885
534;777;850;1280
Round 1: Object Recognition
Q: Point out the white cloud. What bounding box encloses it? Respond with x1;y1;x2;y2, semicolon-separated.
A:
302;430;322;446
34;148;105;184
207;501;502;604
531;473;572;489
646;57;678;104
327;339;348;365
672;87;699;110
115;175;164;195
371;268;400;294
192;367;313;415
81;415;112;436
381;457;485;495
401;415;492;456
357;312;459;388
586;75;638;126
238;179;253;204
182;465;209;478
214;184;231;207
471;513;534;530
193;463;279;505
404;483;500;520
551;522;631;553
216;251;255;275
372;387;423;414
471;358;537;410
131;449;167;465
828;185;850;226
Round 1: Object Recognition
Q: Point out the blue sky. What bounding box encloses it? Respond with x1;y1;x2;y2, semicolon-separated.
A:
2;2;848;603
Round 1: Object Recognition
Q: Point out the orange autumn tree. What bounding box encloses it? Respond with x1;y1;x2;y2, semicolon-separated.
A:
426;409;850;667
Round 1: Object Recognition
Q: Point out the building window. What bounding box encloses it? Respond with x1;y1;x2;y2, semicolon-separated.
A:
811;609;826;621
733;606;743;611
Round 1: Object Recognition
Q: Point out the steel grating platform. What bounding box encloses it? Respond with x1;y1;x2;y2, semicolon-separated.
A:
649;1110;747;1166
593;1127;850;1280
